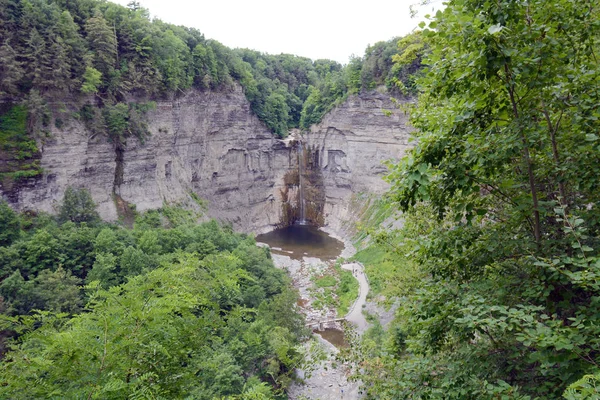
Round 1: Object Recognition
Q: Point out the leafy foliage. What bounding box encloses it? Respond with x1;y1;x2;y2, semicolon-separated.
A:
0;199;306;397
0;0;425;137
353;0;600;398
57;186;100;224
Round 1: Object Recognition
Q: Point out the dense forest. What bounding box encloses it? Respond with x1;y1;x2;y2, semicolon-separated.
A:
0;0;420;140
5;0;599;398
350;0;600;398
0;190;305;398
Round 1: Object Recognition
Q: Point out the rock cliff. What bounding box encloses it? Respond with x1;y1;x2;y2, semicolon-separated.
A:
1;87;412;234
304;91;412;234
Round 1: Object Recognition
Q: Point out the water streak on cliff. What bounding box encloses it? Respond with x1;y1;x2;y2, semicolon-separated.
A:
297;142;306;224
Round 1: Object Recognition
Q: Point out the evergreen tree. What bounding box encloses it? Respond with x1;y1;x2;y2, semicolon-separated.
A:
58;187;100;225
0;40;24;97
47;35;72;92
85;9;117;80
25;28;52;92
56;10;87;84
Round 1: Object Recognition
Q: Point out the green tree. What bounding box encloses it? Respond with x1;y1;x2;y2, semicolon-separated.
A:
47;35;73;91
0;270;34;315
373;0;600;398
154;29;191;92
0;40;24;97
262;92;290;137
56;10;87;84
119;245;149;276
25;28;52;91
32;266;82;313
94;227;124;256
58;186;100;224
80;66;102;94
0;253;301;398
86;252;118;288
21;229;60;276
0;200;20;247
85;9;117;79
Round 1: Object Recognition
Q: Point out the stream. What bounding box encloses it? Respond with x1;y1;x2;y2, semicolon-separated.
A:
256;226;369;399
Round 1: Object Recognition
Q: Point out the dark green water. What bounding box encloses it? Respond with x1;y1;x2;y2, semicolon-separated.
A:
315;328;349;348
256;224;344;260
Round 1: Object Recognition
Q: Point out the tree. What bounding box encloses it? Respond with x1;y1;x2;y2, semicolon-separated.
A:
21;229;60;276
94;227;124;256
32;267;82;313
119;245;148;276
0;200;20;247
0;40;24;97
25;28;52;91
0;253;301;398
58;187;100;224
46;35;72;91
85;9;117;79
80;66;102;94
0;270;34;315
262;92;290;138
153;29;191;92
86;252;118;288
377;0;600;398
56;10;87;84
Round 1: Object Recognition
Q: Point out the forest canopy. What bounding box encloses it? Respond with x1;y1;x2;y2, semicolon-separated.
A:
0;0;424;138
0;193;306;399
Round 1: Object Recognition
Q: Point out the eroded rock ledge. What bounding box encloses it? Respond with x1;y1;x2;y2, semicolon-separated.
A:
1;87;412;234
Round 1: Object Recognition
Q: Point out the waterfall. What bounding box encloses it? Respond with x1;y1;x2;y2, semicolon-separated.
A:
297;142;306;225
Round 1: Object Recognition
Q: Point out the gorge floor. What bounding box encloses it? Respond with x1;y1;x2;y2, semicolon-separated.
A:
259;228;368;399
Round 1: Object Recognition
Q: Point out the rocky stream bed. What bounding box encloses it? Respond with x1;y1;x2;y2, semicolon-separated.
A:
260;229;370;399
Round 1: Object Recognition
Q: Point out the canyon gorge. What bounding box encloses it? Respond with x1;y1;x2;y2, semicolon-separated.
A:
1;85;413;235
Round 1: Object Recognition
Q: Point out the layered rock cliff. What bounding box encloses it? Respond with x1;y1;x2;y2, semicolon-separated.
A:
1;87;412;234
304;91;412;233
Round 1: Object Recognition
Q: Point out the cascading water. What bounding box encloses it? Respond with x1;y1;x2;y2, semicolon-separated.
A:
297;142;307;225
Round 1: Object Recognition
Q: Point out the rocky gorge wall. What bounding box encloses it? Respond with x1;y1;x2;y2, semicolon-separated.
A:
0;87;412;235
304;91;413;234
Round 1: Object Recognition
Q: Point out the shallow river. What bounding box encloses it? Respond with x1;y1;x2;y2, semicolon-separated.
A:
257;224;363;399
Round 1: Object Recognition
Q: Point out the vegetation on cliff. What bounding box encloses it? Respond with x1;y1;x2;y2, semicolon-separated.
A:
352;0;600;398
0;190;306;398
0;0;424;141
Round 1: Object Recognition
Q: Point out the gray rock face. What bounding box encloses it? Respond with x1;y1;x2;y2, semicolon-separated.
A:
305;91;413;233
1;87;412;234
115;87;295;233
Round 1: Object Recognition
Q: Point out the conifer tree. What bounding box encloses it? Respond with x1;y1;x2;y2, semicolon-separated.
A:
25;28;52;91
0;40;24;97
56;10;87;84
85;9;117;80
47;35;72;92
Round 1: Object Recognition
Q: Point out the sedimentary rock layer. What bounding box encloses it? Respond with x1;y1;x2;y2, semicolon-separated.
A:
305;91;412;233
1;88;412;234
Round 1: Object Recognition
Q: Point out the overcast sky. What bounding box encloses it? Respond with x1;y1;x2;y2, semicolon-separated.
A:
110;0;442;64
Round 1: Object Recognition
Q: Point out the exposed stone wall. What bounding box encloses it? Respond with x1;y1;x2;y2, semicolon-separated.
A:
1;86;298;233
1;87;413;235
305;91;413;234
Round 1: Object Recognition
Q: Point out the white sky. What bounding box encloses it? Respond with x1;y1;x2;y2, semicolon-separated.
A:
110;0;442;65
